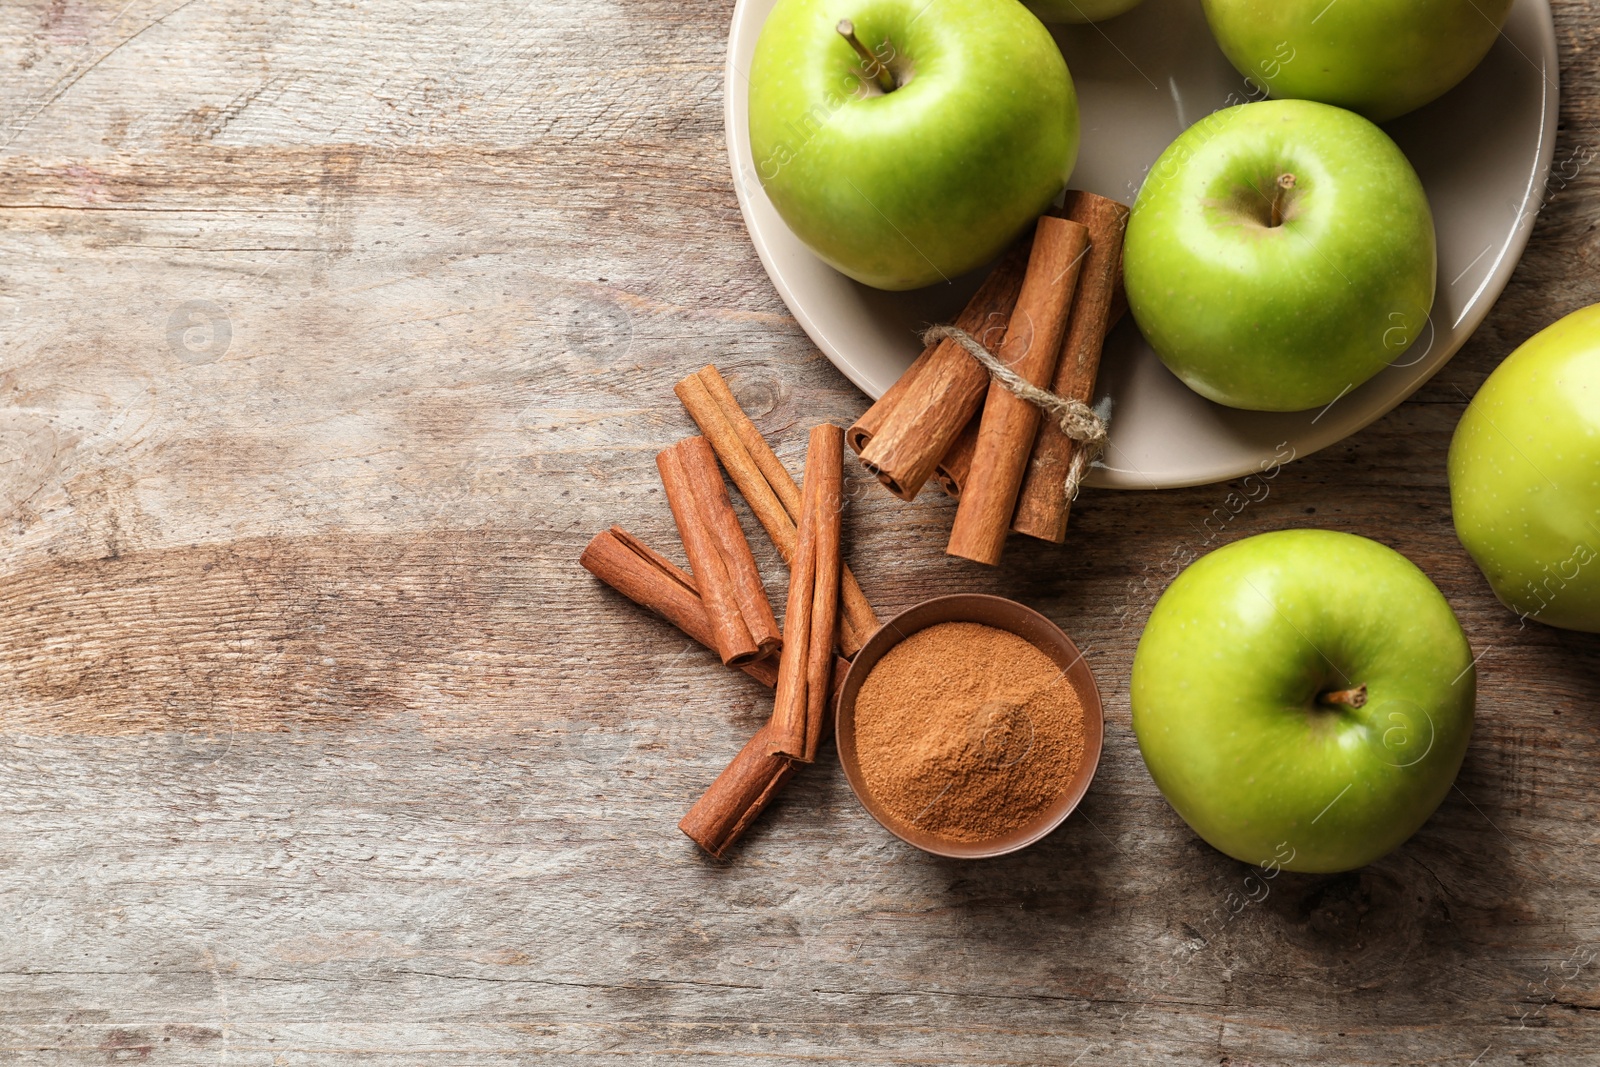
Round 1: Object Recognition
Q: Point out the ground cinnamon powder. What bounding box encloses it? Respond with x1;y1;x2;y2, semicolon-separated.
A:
853;622;1086;843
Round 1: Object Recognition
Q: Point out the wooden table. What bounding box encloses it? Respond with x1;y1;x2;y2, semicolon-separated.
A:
1;1;1597;1062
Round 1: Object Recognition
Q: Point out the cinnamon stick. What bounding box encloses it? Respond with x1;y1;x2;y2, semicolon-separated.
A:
679;666;844;860
802;427;843;762
846;339;930;456
674;365;878;655
933;414;980;498
947;215;1090;565
579;526;779;688
657;437;778;665
770;455;819;759
1013;191;1131;542
680;722;802;859
680;436;782;660
850;241;1030;501
767;424;843;762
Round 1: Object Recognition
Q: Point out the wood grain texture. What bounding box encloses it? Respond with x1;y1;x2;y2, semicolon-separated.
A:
0;0;1598;1064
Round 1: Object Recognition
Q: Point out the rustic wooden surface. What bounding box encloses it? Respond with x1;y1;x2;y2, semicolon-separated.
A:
1;0;1598;1063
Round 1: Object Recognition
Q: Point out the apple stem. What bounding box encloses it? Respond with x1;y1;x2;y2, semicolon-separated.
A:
1318;684;1367;709
1269;173;1297;228
837;19;896;94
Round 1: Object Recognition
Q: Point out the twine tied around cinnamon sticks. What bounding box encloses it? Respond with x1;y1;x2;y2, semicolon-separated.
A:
849;191;1131;563
921;323;1108;505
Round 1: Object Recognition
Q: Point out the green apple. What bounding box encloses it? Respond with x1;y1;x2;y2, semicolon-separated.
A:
1449;305;1600;633
748;0;1078;291
1123;99;1435;412
1132;530;1475;874
1025;0;1145;23
1201;0;1513;124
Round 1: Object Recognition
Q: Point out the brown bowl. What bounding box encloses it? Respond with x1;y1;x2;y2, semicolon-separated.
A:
836;594;1104;859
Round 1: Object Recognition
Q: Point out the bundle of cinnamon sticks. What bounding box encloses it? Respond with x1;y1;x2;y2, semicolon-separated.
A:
849;191;1131;565
580;365;878;860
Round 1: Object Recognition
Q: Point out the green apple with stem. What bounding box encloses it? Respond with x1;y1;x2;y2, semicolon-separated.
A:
1123;98;1435;412
748;0;1078;291
1449;304;1600;633
1025;0;1145;23
1132;530;1476;874
1201;0;1514;124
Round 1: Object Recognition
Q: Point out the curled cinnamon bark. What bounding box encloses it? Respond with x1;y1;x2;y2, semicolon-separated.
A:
947;215;1090;566
850;243;1030;502
579;527;780;687
657;437;781;664
767;424;843;763
1013;191;1131;541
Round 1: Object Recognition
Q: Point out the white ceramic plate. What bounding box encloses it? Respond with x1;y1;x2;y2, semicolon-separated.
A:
725;0;1558;489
